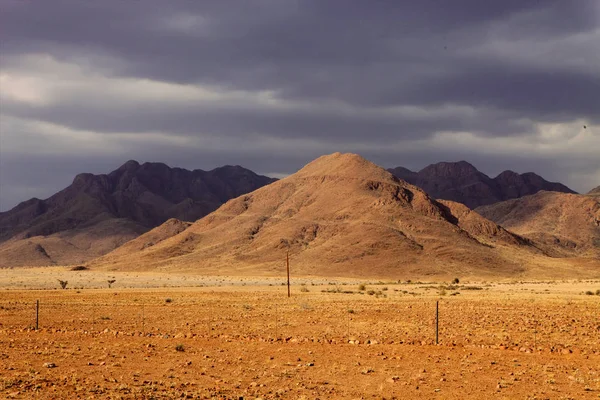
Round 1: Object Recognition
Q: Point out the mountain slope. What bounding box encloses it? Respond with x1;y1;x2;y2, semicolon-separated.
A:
388;162;576;209
0;161;275;267
476;191;600;258
587;186;600;198
387;166;418;183
92;153;555;279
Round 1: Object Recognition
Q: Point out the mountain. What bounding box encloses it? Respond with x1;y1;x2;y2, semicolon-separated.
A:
386;166;418;183
587;186;600;198
476;191;600;258
91;153;579;280
0;161;275;267
388;161;576;209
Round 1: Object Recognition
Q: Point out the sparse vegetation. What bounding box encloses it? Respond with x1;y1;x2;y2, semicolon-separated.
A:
175;344;185;352
300;285;309;292
461;286;484;291
452;277;460;284
321;287;354;294
358;284;366;291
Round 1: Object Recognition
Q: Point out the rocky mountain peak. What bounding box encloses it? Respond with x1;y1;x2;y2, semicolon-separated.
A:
419;161;481;178
389;160;576;209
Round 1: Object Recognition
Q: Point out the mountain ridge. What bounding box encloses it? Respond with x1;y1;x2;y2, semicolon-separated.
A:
388;161;576;208
476;191;600;258
0;160;276;267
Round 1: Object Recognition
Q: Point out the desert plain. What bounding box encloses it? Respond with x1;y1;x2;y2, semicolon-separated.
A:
1;268;599;399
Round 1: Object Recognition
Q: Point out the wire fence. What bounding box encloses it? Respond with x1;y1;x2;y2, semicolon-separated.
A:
1;294;598;353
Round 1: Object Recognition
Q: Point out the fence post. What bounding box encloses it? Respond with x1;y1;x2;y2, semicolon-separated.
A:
435;301;439;345
533;303;537;349
36;300;39;330
286;251;291;298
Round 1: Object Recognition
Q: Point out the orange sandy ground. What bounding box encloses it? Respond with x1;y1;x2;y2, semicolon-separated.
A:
1;280;599;399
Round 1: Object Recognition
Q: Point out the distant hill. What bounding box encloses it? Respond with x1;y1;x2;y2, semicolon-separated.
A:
476;191;600;258
92;153;584;280
587;186;600;198
0;161;275;267
388;161;576;209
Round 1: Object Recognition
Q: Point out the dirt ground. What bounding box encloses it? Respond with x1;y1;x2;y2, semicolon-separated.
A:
1;272;599;399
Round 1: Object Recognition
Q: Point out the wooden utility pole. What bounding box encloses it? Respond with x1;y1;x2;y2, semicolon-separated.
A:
286;251;291;298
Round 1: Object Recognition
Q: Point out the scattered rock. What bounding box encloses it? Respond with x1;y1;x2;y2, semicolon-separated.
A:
361;368;375;374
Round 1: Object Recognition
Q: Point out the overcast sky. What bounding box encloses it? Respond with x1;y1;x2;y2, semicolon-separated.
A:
1;0;599;211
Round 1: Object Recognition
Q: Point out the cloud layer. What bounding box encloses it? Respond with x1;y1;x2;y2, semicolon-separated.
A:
1;0;599;210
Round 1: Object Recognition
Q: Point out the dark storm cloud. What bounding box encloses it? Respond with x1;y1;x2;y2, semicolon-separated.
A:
0;0;599;209
3;0;598;114
1;94;536;141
